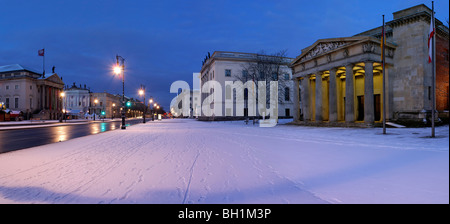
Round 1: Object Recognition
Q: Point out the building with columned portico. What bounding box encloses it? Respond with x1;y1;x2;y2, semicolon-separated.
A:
0;64;65;120
290;4;449;127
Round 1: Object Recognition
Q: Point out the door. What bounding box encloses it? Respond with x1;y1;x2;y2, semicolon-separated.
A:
357;95;364;121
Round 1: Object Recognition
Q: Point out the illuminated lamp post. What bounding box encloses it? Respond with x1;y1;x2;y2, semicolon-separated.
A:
139;86;146;123
114;55;126;129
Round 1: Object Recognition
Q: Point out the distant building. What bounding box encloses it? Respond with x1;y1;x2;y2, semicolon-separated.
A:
89;92;122;119
171;89;201;118
290;4;449;126
63;82;90;118
199;51;294;120
0;64;64;120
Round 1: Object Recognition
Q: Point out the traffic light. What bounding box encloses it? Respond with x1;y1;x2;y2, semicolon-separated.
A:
126;101;131;107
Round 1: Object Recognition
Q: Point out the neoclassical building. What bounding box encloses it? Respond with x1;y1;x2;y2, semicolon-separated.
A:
290;4;449;126
63;82;91;117
0;64;65;120
89;91;122;119
199;51;294;120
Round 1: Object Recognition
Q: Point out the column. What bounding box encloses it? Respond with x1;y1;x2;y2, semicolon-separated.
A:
345;64;355;122
293;78;300;121
44;86;48;109
328;68;338;122
40;85;43;110
49;87;52;111
364;61;374;124
315;73;323;121
301;75;311;121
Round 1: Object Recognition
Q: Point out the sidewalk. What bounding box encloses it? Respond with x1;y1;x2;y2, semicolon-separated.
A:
0;119;447;204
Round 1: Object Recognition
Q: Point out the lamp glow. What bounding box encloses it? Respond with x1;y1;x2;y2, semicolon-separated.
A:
113;65;122;75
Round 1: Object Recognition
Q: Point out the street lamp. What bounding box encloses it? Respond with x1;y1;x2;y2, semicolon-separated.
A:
149;98;154;121
114;55;126;129
60;92;65;122
93;98;98;121
139;85;146;123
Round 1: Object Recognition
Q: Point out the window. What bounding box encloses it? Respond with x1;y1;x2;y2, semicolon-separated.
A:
285;108;290;117
284;73;290;80
15;85;19;89
6;85;9;90
226;85;232;99
285;87;290;101
14;98;19;108
5;98;9;108
428;86;431;100
30;85;33;90
259;72;265;80
225;69;231;77
30;98;33;108
242;70;248;78
272;73;278;80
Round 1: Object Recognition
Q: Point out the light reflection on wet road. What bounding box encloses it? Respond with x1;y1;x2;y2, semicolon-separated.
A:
0;119;142;153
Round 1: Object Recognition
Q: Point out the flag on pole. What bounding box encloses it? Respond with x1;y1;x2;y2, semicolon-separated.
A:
38;48;45;56
428;15;435;63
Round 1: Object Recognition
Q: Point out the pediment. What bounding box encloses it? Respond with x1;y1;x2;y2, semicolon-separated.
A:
45;73;64;85
292;37;367;65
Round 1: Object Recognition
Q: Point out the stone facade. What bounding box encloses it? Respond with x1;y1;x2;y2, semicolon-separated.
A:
436;34;449;112
89;92;122;119
0;64;65;120
290;4;449;126
63;82;90;117
199;51;294;120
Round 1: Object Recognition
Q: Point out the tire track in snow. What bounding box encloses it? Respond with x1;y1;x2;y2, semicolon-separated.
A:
0;125;160;203
182;152;200;204
214;127;329;203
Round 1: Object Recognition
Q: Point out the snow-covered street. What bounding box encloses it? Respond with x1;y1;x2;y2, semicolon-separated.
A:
0;119;448;204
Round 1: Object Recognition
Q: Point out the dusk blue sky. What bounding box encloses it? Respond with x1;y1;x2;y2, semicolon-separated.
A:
1;0;448;109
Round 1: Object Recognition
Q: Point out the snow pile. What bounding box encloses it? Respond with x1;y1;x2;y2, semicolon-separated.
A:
0;119;448;204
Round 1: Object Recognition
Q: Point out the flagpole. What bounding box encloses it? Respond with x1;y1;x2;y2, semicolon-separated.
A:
431;1;436;137
43;47;45;77
382;15;386;134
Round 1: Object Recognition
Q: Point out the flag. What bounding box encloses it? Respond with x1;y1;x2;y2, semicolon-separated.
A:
38;48;45;56
428;16;435;63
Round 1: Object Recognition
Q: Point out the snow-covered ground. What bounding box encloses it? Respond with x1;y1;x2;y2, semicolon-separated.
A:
0;119;448;204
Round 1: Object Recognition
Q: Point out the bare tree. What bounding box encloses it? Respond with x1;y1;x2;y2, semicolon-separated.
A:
233;50;293;117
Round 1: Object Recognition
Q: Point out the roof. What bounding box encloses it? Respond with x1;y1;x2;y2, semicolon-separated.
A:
200;51;294;73
0;64;42;75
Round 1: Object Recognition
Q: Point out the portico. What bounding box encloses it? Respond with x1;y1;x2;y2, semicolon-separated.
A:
291;36;395;126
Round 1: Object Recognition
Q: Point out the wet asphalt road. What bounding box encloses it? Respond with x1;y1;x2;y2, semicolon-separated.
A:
0;119;143;154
